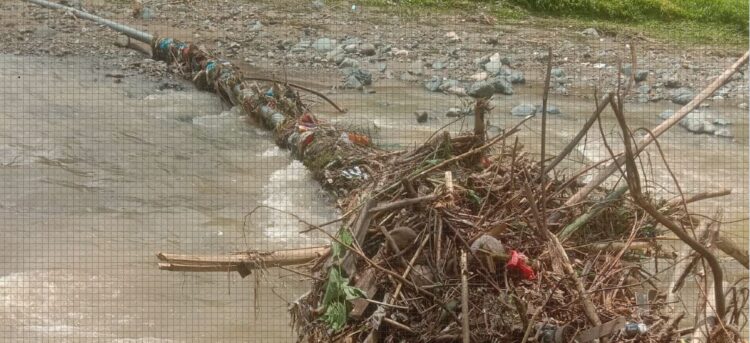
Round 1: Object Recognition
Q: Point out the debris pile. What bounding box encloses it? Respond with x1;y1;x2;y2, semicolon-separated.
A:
149;35;749;342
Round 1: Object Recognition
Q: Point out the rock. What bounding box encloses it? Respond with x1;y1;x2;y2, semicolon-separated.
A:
444;86;467;97
140;7;155;20
536;105;561;115
61;0;82;9
343;44;358;53
470;72;488;81
664;79;681;88
488;76;513;95
468;80;496;98
714;128;733;138
637;85;651;94
621;64;632;77
637;94;649;103
415;110;429;123
501;56;513;66
338;57;359;68
411;265;434;287
438;79;460;92
510;70;525;84
312;38;336;52
424;77;442;92
713;118;731;126
551;68;565;78
389;226;418;251
343;74;363;89
739;103;748;109
291;40;311;53
410;61;424;76
483;53;502;74
432;59;447;70
359;43;376;56
400;72;419;82
658;109;675;120
635;70;649;82
470;235;505;256
511;104;537;117
392;48;409;57
593;63;606;69
671;87;695;105
326;47;346;63
581;28;599;37
249;20;263;31
680;113;716;134
446;107;468;117
311;0;325;10
445;31;460;42
343;67;372;86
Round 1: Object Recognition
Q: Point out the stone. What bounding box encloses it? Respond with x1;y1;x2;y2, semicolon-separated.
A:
664;79;681;88
338;57;359;68
411;265;434;287
658;109;675;121
468;81;496;98
390;226;418;251
432;60;447;70
291;40;311;53
635;70;649;82
501;56;513;66
621;64;632;77
444;86;467;97
581;28;599;37
312;38;336;52
438;79;460;92
511;104;537;117
311;0;325;10
343;44;358;53
446;107;469;117
343;67;372;86
141;7;155;20
445;31;460;42
326;47;346;63
671;87;695;105
551;67;565;78
483;53;502;74
415;110;429;123
536;105;561;115
510;70;525;84
410;61;424;76
359;43;376;56
343;74;363;89
400;72;419;82
714;128;733;138
470;72;488;81
489;76;513;95
424;77;442;92
713;118;731;126
739;103;748;109
637;84;651;94
249;20;263;31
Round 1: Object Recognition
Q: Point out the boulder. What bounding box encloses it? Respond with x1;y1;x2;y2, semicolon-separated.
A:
511;104;537;117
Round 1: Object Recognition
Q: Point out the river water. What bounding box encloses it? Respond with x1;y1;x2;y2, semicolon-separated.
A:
0;54;746;341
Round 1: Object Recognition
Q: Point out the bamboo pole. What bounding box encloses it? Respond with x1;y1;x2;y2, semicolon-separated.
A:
24;0;154;43
156;246;330;273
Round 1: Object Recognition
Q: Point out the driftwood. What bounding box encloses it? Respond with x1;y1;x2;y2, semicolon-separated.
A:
157;246;330;275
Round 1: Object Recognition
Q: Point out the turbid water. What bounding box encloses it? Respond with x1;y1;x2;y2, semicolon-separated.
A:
0;55;746;341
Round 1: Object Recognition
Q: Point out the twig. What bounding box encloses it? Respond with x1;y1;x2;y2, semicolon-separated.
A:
243;77;347;113
461;250;470;343
609;95;726;319
566;50;749;206
410;115;534;180
368;194;438;214
543;94;612;175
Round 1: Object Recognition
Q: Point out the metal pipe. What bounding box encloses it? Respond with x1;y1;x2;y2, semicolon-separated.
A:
24;0;153;44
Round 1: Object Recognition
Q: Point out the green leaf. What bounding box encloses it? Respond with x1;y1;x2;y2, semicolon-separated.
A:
332;226;354;259
321;301;347;332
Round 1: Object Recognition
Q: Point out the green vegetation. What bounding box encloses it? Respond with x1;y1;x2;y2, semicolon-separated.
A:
358;0;748;45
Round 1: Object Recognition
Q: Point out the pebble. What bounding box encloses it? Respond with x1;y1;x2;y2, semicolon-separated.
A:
637;84;651;94
509;70;525;84
415;110;429;123
551;67;565;78
581;28;600;37
511;104;537;117
446;107;468;117
343;44;358;53
470;72;488;81
445;31;460;42
338;57;359;68
670;87;695;105
424;76;442;92
249;20;263;31
468;80;495;98
489;76;513;95
535;105;561;115
359;43;376;56
312;38;336;52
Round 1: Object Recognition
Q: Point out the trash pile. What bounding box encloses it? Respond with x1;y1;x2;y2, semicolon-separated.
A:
149;37;748;343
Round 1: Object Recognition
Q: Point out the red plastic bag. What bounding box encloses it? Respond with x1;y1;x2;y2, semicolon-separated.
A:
506;250;535;280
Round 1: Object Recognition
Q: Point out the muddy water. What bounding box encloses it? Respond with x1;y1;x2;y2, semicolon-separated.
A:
0;55;337;341
0;53;746;341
